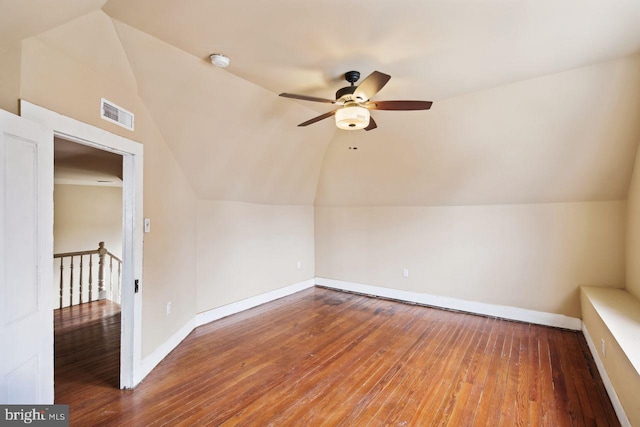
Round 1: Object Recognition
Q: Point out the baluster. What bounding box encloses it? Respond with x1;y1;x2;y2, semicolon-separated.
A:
69;256;74;307
89;254;93;301
59;257;64;309
117;260;122;304
79;255;84;304
109;256;114;301
98;242;107;300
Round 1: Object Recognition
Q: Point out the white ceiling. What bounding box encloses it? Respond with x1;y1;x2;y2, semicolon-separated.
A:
5;1;640;205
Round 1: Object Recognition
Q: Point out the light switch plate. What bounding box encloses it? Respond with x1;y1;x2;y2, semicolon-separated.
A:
144;218;151;233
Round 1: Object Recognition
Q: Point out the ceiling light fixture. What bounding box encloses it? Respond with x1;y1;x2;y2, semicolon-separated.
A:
210;53;230;68
335;104;370;130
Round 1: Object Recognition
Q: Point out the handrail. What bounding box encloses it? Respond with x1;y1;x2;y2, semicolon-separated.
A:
54;249;121;262
107;251;122;263
54;241;122;309
54;249;99;258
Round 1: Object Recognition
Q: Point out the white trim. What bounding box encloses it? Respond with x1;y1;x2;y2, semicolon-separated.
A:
195;279;315;327
136;318;196;385
581;322;631;427
315;277;582;330
54;178;122;187
135;278;315;384
20;101;144;389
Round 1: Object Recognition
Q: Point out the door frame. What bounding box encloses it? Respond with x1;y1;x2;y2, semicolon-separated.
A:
20;100;143;389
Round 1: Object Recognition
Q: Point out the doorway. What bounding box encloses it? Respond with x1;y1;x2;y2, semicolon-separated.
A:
53;137;124;392
21;100;144;390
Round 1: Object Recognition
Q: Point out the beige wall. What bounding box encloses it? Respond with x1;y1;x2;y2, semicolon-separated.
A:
581;291;640;426
196;200;314;312
626;146;640;300
54;184;122;257
138;106;197;357
0;42;21;114
316;201;626;318
7;19;199;359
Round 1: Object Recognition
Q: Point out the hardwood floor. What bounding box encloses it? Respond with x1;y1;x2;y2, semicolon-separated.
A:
54;300;121;396
54;287;619;426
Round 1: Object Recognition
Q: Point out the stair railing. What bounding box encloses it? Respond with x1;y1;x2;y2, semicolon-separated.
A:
54;241;122;309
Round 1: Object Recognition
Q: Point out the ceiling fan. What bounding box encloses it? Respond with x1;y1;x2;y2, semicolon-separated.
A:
280;70;432;131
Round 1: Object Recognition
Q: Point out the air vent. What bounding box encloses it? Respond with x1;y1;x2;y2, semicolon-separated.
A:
101;98;134;131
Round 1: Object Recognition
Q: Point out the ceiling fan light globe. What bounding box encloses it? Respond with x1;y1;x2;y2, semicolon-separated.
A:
335;106;370;130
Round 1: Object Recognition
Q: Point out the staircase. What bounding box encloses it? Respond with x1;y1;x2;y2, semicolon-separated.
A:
54;242;122;309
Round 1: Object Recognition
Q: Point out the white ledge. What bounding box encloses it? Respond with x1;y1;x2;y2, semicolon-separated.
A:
581;286;640;376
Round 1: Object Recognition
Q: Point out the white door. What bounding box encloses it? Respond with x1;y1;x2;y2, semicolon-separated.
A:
0;109;54;403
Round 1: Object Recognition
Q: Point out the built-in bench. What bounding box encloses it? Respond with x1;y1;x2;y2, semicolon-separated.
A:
581;286;640;375
580;286;640;426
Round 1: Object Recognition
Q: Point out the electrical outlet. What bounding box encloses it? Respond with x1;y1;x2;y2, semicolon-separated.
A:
403;268;409;278
166;302;172;316
601;338;606;357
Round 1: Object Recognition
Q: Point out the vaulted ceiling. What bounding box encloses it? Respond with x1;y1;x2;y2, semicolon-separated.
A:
4;0;640;206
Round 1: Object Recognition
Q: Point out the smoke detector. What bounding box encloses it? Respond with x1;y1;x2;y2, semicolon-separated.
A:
210;53;230;68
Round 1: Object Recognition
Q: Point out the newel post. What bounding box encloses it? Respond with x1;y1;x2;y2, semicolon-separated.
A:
98;241;108;300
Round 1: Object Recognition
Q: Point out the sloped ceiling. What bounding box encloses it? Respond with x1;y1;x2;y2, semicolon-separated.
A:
7;1;640;206
112;20;332;204
0;0;106;52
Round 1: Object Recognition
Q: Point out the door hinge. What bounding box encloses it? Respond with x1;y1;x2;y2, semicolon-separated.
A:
134;279;139;293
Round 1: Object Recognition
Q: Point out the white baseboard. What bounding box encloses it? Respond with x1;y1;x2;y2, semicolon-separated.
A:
581;323;630;427
315;277;582;330
134;278;314;385
135;317;195;386
196;279;315;327
133;277;584;388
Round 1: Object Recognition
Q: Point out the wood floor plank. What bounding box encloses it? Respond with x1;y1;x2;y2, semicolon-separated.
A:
548;327;572;427
538;325;560;427
136;293;385;425
372;314;466;424
576;332;619;426
381;312;473;426
217;301;424;426
431;316;491;426
500;322;529;427
514;323;530;427
407;314;485;425
54;287;621;426
551;328;586;427
295;309;434;421
560;330;599;427
471;319;509;426
444;317;499;427
528;322;543;426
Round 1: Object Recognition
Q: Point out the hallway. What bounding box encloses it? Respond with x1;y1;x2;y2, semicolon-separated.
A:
55;300;121;400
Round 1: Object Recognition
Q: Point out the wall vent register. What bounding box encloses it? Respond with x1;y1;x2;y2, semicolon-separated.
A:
101;98;134;131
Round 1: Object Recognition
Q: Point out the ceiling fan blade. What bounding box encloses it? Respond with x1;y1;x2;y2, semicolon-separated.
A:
280;93;337;104
297;110;338;127
364;116;377;131
364;100;433;110
353;71;391;101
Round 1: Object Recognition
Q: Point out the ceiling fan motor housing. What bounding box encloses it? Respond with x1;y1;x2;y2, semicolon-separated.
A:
336;85;357;101
336;70;361;101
